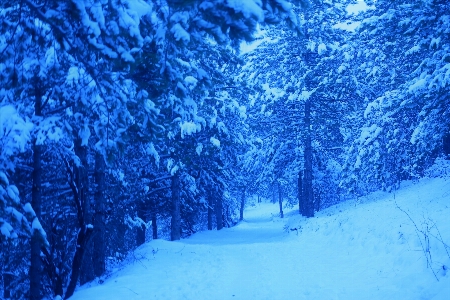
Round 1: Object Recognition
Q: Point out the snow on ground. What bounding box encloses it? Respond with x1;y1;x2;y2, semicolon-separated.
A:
71;177;450;300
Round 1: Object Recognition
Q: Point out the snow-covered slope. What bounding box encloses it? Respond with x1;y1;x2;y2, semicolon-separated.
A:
71;177;450;300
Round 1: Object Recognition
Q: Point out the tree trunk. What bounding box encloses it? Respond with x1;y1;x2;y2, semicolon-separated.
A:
304;98;314;218
152;211;158;239
444;134;450;157
136;201;146;247
64;138;93;299
41;246;63;297
171;174;181;241
3;272;14;299
315;191;320;212
239;187;246;221
215;194;223;230
30;84;42;300
298;172;304;215
278;182;283;218
272;184;276;203
76;139;94;285
225;204;231;228
93;152;106;277
207;193;213;230
64;226;93;299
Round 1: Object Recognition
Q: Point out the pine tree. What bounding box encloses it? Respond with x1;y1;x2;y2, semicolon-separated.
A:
341;0;450;193
240;0;356;217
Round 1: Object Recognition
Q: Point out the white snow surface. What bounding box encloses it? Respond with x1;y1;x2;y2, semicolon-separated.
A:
72;177;450;300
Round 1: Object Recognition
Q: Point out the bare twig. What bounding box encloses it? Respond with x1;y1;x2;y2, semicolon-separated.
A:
395;201;439;281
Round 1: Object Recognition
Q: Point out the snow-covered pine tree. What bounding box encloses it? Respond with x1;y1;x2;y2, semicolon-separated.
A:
240;0;357;217
342;0;450;194
1;0;322;297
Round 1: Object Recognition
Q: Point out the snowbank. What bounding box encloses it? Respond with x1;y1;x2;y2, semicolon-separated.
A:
71;177;450;300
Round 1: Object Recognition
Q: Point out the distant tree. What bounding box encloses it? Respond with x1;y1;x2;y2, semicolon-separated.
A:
240;0;357;217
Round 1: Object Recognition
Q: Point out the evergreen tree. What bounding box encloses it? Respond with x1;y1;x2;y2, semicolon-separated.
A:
240;0;356;217
342;0;450;193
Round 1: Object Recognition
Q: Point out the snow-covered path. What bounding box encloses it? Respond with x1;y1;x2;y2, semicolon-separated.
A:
71;178;450;300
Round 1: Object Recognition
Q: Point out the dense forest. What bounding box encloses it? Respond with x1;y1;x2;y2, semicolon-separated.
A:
1;0;449;299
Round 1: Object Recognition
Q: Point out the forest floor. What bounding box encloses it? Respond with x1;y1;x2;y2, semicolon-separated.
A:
71;177;450;300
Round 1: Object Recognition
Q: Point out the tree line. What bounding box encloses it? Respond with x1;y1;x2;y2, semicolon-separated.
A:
240;0;449;218
1;0;449;299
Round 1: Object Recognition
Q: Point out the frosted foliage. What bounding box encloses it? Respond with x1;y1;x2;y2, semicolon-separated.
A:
171;23;190;43
1;176;41;240
425;157;450;178
196;143;203;155
118;0;152;40
210;137;220;148
166;159;175;174
36;116;64;145
342;0;450;192
318;43;327;55
146;143;160;164
298;90;312;101
66;67;86;87
408;78;427;94
405;45;420;55
125;215;151;229
262;83;286;100
0;105;33;171
23;203;36;216
180;121;201;138
170;165;179;176
71;0;152;58
184;76;198;89
0;171;9;186
144;99;158;114
7;185;20;204
0;107;45;241
0;223;14;239
226;0;264;21
78;123;91;146
32;217;47;238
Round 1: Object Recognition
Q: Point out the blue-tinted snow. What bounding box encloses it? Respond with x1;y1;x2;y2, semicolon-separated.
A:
71;177;450;300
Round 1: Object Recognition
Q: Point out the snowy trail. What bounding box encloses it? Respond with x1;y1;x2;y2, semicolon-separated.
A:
71;178;450;300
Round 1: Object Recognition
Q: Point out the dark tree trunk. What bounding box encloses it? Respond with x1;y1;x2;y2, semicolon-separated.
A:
444;134;450;157
136;201;146;247
304;99;314;218
225;204;231;228
64;226;93;299
152;211;158;239
80;239;94;285
239;187;246;221
272;184;276;203
315;192;320;212
215;194;223;230
64;138;93;299
3;272;14;299
93;152;106;277
76;139;94;285
278;182;283;218
54;274;63;297
298;172;304;215
30;84;42;300
207;194;213;230
171;174;181;241
41;246;63;297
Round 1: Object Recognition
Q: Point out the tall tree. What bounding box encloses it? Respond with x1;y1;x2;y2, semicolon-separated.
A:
240;0;356;217
341;0;450;194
